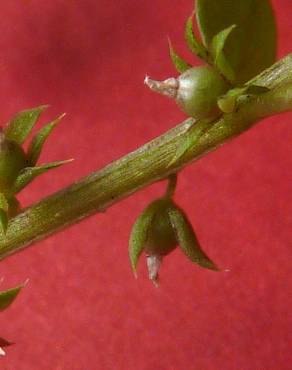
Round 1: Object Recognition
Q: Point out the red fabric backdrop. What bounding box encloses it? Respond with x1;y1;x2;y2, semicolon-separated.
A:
0;1;291;369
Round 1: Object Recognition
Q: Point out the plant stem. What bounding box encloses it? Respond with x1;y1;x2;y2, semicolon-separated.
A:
0;54;291;260
165;174;178;199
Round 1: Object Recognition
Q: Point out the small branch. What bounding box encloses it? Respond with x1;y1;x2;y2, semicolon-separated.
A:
0;54;291;260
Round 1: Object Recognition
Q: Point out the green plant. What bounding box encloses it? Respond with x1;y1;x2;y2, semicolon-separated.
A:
0;0;291;352
0;282;26;355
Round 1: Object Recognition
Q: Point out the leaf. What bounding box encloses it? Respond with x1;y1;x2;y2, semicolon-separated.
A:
196;0;277;84
210;25;236;82
168;204;219;271
129;199;163;276
168;39;192;73
0;194;8;234
4;106;49;145
12;159;73;194
0;283;25;311
217;87;247;113
218;85;270;113
245;85;270;95
185;12;209;61
168;118;211;168
27;113;65;166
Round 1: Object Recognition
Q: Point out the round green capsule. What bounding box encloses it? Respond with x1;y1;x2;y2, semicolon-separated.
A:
144;199;177;257
145;66;230;120
176;66;229;119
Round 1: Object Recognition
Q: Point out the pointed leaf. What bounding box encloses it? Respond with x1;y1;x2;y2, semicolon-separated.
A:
4;106;48;145
218;85;270;113
27;114;65;166
211;25;236;82
168;205;218;271
245;85;270;95
0;283;24;311
211;24;236;61
168;118;211;168
185;12;209;61
12;159;73;194
196;0;276;84
217;87;247;113
168;39;192;73
0;194;8;234
129;199;163;275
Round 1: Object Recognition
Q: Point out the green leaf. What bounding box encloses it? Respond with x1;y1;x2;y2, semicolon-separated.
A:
27;113;65;166
4;105;48;145
0;283;25;311
168;204;219;271
218;85;270;113
12;159;73;194
217;87;247;113
210;24;236;82
129;199;163;276
168;39;192;73
185;12;209;62
168;118;211;168
0;194;8;234
196;0;277;84
245;85;270;95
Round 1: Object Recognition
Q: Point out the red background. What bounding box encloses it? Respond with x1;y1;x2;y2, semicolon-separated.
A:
0;1;291;369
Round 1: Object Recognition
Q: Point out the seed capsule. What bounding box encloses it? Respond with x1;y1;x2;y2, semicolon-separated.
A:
129;197;218;285
145;66;229;120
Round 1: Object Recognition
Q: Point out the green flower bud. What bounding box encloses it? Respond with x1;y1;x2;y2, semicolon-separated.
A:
0;131;27;196
129;197;218;285
145;66;229;120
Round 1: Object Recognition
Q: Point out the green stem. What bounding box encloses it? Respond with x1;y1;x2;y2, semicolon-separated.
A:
0;54;291;260
165;174;178;199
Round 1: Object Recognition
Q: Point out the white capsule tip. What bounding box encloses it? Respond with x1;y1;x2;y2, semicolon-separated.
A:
147;255;162;286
